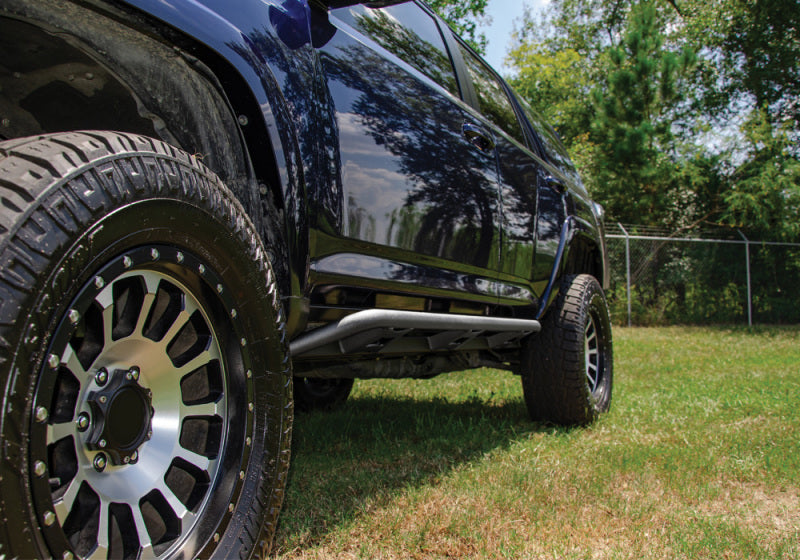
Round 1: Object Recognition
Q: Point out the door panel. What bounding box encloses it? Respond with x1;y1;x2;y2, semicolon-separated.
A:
313;4;502;293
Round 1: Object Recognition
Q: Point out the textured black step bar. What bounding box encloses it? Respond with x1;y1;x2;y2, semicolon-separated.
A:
290;309;541;357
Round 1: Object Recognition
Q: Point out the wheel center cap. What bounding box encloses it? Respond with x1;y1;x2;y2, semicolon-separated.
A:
86;367;154;465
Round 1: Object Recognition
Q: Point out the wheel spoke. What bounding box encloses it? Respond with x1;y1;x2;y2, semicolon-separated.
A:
175;349;218;379
47;421;75;444
62;345;88;383
155;481;189;521
131;507;156;559
586;362;598;387
134;292;159;337
102;304;115;350
86;501;110;560
161;304;199;351
54;471;85;523
175;448;211;473
180;400;220;419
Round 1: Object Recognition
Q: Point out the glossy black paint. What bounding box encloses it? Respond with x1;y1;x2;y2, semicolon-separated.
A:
5;0;606;337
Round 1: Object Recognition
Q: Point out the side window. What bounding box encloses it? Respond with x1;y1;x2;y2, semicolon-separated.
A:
331;3;459;97
458;44;526;146
519;98;583;187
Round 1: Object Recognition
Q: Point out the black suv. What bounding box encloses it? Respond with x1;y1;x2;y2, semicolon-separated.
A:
0;1;613;558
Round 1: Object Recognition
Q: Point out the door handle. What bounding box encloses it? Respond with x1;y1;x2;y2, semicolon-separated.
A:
462;123;495;152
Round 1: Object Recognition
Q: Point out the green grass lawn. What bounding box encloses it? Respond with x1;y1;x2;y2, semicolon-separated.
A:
271;327;800;559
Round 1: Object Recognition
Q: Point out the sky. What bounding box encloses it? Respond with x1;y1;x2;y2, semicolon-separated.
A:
477;0;549;75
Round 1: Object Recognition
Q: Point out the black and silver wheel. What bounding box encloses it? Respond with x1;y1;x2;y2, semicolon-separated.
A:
520;274;613;426
293;377;354;412
0;132;292;559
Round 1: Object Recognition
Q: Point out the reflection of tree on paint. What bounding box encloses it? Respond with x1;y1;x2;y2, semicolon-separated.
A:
324;8;498;268
339;7;460;97
227;16;344;236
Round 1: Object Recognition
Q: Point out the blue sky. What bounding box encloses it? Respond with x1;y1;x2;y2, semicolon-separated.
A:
477;0;549;75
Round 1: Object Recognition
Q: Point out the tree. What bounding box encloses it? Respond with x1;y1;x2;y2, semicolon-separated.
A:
682;0;800;127
427;0;490;54
588;1;695;225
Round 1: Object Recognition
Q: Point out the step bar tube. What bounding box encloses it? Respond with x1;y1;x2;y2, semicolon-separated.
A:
290;309;541;357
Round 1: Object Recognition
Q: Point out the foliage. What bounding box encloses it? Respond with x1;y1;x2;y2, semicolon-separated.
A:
507;0;800;238
427;0;490;53
588;1;696;225
682;0;800;126
721;108;800;238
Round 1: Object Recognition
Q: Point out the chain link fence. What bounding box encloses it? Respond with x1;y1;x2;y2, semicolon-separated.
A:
605;224;800;326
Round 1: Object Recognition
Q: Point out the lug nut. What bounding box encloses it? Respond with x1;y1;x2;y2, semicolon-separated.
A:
126;366;140;382
95;368;108;386
76;412;90;432
93;453;107;472
131;450;139;463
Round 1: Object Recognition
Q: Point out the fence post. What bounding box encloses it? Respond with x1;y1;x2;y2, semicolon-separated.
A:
618;223;632;327
738;230;752;326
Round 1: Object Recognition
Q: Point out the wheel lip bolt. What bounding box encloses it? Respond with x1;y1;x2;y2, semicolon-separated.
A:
33;460;47;477
43;510;56;527
47;354;60;369
68;309;80;325
35;406;49;423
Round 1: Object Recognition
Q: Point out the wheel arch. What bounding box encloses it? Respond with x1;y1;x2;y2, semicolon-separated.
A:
536;215;608;319
0;0;306;307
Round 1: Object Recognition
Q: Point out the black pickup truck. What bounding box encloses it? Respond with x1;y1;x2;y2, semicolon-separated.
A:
0;1;613;558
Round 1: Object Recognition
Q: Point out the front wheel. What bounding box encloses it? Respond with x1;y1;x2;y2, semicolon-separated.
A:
520;274;613;426
0;132;292;559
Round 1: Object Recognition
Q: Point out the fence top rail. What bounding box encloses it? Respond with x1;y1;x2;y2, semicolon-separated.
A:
606;233;800;248
606;223;800;247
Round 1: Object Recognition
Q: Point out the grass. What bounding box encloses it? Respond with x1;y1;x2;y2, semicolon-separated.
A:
270;327;800;559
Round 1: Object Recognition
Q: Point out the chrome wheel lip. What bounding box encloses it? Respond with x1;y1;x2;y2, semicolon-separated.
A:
30;245;247;560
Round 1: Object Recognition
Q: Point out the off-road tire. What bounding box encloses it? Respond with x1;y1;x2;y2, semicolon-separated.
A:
521;274;613;426
0;131;292;559
293;378;354;412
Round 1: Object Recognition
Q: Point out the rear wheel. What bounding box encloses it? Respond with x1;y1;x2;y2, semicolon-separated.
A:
0;132;292;559
293;378;354;412
521;274;613;426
